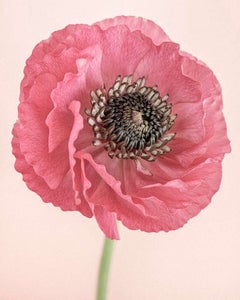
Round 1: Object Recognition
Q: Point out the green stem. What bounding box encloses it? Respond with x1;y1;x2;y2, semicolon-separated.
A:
96;237;115;300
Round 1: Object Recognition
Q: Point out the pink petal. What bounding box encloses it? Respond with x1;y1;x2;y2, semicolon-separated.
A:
163;101;206;168
73;151;182;234
121;158;223;232
134;42;201;104
46;44;103;152
18;73;69;189
172;101;204;146
68;101;93;217
46;108;73;153
21;25;103;103
12;123;77;211
51;24;102;50
94;206;119;240
100;25;152;85
181;55;231;158
74;151;131;205
73;151;153;230
21;47;80;102
94;16;170;45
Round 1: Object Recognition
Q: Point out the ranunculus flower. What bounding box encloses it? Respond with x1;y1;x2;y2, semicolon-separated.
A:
12;16;230;239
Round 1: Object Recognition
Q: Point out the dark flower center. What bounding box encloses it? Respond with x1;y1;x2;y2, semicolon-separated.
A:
85;75;176;161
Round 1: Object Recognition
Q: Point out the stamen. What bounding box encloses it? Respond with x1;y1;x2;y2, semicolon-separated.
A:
86;75;176;161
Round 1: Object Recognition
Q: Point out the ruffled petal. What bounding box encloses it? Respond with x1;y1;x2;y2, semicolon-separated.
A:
68;101;93;217
121;158;223;232
21;25;103;103
17;73;69;189
46;44;103;152
94;16;170;45
94;206;119;240
100;25;152;85
12;123;77;211
21;47;80;102
134;42;202;105
181;54;231;158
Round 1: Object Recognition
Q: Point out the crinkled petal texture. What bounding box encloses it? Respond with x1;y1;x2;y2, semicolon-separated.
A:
12;16;230;239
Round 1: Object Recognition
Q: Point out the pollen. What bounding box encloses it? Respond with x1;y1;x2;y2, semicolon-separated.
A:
85;75;177;161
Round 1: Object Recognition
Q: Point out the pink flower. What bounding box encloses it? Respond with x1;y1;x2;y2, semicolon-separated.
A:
12;16;230;239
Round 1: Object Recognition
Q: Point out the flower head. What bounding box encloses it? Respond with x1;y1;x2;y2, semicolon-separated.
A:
12;16;230;239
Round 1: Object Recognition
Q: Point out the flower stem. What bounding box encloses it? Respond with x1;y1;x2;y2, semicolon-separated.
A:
96;237;115;300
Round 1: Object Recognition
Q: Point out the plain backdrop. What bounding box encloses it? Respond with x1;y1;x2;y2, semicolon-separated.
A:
0;0;240;299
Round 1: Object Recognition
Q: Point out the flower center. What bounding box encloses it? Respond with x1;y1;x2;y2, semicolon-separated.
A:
132;110;143;126
85;75;176;161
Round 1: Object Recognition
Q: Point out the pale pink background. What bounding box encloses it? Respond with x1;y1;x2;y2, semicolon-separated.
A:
0;0;239;299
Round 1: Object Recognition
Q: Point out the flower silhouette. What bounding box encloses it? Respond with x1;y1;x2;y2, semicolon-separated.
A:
12;16;230;239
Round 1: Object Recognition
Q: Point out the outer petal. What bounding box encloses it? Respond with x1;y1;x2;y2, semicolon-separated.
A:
17;73;70;189
68;101;93;217
99;25;153;86
120;158;223;232
12;124;77;211
181;54;231;158
135;42;202;104
21;25;103;102
74;148;223;234
73;151;154;232
94;16;170;45
21;47;80;102
94;206;119;240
